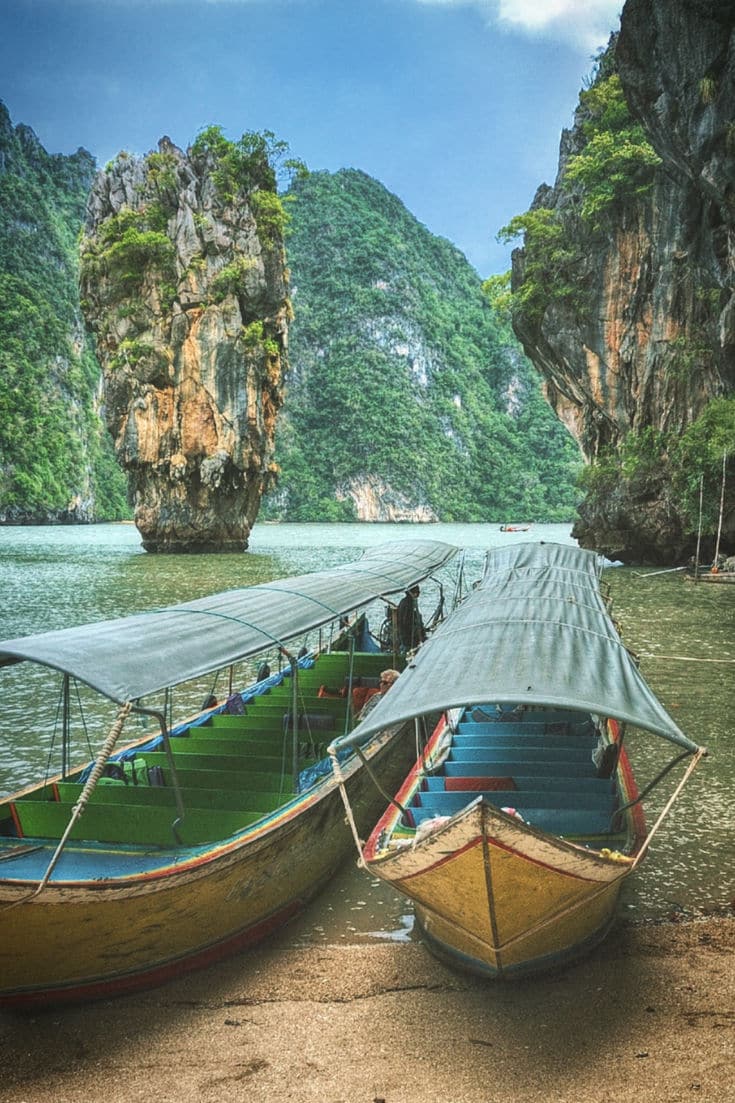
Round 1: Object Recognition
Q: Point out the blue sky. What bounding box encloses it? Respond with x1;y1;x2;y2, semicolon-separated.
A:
0;0;622;275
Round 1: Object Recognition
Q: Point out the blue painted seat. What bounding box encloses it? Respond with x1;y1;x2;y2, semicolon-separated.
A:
414;790;616;813
449;746;594;764
409;800;616;837
456;720;595;738
466;706;592;725
453;731;596;750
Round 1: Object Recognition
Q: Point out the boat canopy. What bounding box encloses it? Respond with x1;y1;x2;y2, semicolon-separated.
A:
331;542;700;754
0;540;457;706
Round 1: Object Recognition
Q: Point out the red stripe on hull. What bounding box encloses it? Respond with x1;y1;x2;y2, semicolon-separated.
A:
0;898;303;1010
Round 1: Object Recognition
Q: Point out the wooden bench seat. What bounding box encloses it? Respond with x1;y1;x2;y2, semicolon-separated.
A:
10;799;263;847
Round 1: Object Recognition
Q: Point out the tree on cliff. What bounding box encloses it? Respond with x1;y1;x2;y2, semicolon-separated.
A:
499;16;735;564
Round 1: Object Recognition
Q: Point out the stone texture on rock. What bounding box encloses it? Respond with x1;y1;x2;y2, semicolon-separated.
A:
510;1;734;563
80;137;289;552
336;475;438;522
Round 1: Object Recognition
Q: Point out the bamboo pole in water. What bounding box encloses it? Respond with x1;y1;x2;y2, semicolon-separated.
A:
712;451;727;569
694;473;704;583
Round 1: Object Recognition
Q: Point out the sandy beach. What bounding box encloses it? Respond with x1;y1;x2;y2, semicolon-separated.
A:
1;915;733;1103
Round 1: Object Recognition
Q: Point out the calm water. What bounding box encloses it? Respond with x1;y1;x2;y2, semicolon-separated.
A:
0;521;732;937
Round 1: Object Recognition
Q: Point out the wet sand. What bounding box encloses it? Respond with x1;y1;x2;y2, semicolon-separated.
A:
1;916;733;1103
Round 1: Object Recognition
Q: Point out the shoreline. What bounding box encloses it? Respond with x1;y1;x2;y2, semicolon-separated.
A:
1;914;733;1103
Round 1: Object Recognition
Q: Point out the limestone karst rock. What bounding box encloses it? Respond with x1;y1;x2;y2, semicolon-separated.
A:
80;133;290;551
508;1;734;563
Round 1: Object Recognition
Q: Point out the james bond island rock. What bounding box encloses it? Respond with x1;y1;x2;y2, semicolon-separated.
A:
80;128;292;552
504;1;735;565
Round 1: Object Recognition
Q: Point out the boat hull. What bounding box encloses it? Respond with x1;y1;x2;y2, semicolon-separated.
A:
0;727;414;1008
373;800;631;979
684;571;735;583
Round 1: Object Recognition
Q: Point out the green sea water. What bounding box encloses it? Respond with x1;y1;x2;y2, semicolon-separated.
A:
0;521;732;933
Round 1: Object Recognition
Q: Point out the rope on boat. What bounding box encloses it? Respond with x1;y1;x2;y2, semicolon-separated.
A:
631;746;707;870
328;747;368;870
3;702;132;909
639;653;735;664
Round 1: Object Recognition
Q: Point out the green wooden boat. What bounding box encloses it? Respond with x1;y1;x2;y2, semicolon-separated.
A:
0;539;456;1008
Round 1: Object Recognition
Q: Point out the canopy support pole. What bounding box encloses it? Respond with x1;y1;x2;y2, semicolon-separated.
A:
134;704;187;844
631;747;707;870
713;450;727;568
279;647;300;791
62;674;70;780
694;472;704;582
344;634;356;734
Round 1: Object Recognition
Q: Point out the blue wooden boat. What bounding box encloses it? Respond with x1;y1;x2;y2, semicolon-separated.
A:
0;540;456;1008
330;543;706;979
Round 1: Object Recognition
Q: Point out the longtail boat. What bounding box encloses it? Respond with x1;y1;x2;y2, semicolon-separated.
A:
0;539;456;1008
329;542;705;980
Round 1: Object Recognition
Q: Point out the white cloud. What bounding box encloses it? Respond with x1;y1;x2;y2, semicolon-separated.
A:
411;0;622;51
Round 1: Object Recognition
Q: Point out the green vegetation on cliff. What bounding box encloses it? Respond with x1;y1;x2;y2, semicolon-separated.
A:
564;72;662;225
263;169;581;522
190;125;306;242
499;55;661;326
579;399;735;538
0;102;128;521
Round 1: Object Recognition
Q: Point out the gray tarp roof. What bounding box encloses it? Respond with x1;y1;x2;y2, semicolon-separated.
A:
331;542;700;753
0;540;457;705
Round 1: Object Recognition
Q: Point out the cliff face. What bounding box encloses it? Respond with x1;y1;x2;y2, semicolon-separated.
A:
0;101;128;524
616;0;734;361
80;134;289;551
510;0;734;563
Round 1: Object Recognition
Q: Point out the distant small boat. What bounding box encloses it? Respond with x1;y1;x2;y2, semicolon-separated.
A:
684;566;735;584
499;523;531;532
330;542;705;980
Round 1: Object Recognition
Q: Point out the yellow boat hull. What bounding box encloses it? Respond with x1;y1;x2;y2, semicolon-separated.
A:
368;799;633;978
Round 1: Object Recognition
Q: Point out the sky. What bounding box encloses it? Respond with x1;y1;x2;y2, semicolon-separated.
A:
0;0;623;276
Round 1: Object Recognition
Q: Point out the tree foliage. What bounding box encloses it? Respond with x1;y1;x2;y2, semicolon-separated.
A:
499;53;661;325
563;75;662;225
671;399;735;530
497;209;582;323
578;400;735;536
189;125;306;242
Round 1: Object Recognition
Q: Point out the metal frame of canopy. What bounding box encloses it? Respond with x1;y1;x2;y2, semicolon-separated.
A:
0;540;458;705
331;542;702;755
0;540;459;895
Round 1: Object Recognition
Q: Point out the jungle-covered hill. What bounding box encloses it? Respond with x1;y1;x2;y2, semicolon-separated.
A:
0;101;127;522
262;168;581;522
